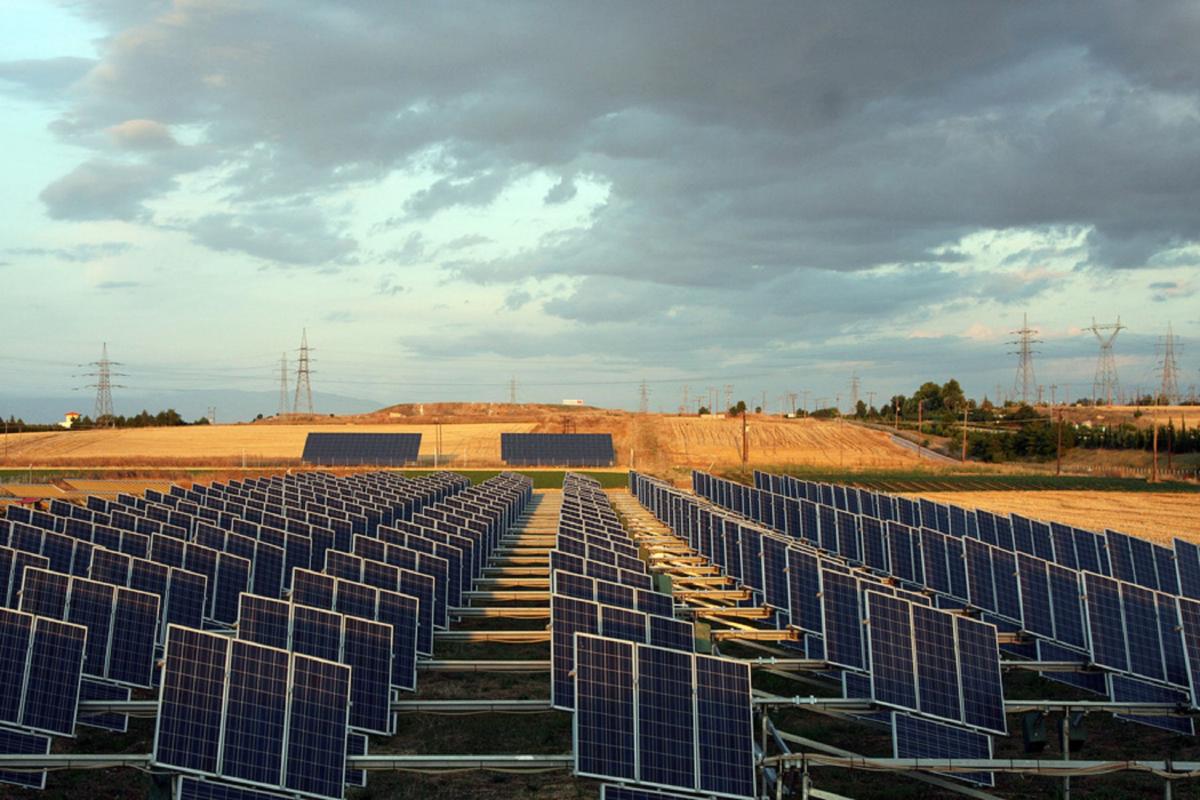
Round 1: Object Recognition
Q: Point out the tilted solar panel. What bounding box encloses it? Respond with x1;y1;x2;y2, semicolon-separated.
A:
695;653;755;798
574;634;637;781
636;644;695;790
220;640;289;787
892;712;993;787
301;433;422;466
0;728;51;790
282;655;351;799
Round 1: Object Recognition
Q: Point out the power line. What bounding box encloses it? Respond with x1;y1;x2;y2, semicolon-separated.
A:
278;352;290;416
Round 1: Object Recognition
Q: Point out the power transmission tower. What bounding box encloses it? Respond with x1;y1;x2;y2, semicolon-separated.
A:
509;377;518;404
849;374;861;411
639;379;650;414
293;329;315;415
1037;385;1044;405
801;390;811;413
1050;384;1057;406
84;343;124;426
788;392;798;415
1158;322;1182;405
206;406;217;425
682;385;689;415
867;391;877;411
1085;317;1124;405
1009;312;1041;405
723;384;733;414
278;352;290;416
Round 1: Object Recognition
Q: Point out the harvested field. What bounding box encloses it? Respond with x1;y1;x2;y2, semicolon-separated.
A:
0;411;918;471
907;490;1200;544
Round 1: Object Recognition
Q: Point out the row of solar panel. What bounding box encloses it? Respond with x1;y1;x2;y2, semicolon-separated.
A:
301;432;423;466
690;471;1200;702
501;433;616;467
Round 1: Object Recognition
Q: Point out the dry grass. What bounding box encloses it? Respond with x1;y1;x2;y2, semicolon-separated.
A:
907;490;1200;544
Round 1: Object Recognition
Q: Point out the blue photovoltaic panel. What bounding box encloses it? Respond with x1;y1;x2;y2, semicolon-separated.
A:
283;654;351;800
177;776;296;800
1155;545;1180;596
1047;564;1087;649
887;523;917;583
787;548;823;633
1158;593;1189;688
636;589;674;619
108;586;160;686
1128;536;1158;590
164;569;207;635
861;517;888;572
760;536;789;612
0;728;51;790
345;731;368;789
501;433;615;467
19;568;69;619
955;616;1006;735
252;542;285;599
738;527;763;591
291;605;342;663
991;549;1022;623
342;616;393;735
1176;539;1200;599
1106;530;1136;583
0;610;33;724
291;569;336;610
695;654;755;798
1050;523;1078;570
600;604;647;644
78;679;130;733
238;594;291;651
551;596;599;710
648;615;693;652
22;617;86;736
212;554;251;625
919;530;951;595
602;786;709;800
397;570;435;656
946;537;969;601
334;578;378;622
596;579;635;610
1084;573;1128;672
574;634;636;781
1037;640;1105;694
892;713;993;787
1016;555;1053;638
155;626;228;774
1121;582;1165;682
836;511;860;563
1073;529;1103;575
302;432;422;466
377;588;419;692
818;505;838;552
636;644;696;790
1179;598;1200;708
964;539;995;613
554;571;595;601
912;604;961;723
220;639;289;786
1110;674;1195;736
821;570;864;670
867;591;917;712
1029;521;1055;562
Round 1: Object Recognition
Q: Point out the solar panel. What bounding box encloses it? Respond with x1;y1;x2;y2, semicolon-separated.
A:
647;615;694;652
601;785;711;800
345;731;368;789
695;653;755;798
1016;554;1053;638
1122;582;1165;682
291;605;342;663
1084;572;1128;672
165;568;208;633
786;548;822;633
177;776;296;800
301;432;422;466
154;626;229;774
551;596;599;710
1037;639;1106;694
574;634;636;781
220;639;289;787
636;644;696;790
282;654;351;799
866;591;917;712
0;728;51;790
955;615;1007;735
238;594;292;650
501;433;615;467
342;616;393;734
0;609;33;725
601;605;648;644
1176;539;1200;599
19;567;69;619
821;569;864;670
912;603;961;723
21;617;86;736
1109;674;1194;736
1047;564;1086;649
108;586;161;686
892;712;993;787
377;588;419;692
78;678;129;733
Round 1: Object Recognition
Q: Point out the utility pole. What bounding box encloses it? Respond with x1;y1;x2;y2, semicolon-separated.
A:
1086;317;1124;405
1009;312;1042;405
741;409;749;471
761;390;767;414
509;377;518;405
293;329;315;415
1152;415;1160;483
682;385;689;415
849;374;861;411
917;400;924;436
639;379;650;415
1037;385;1044;406
1050;384;1057;407
801;390;811;414
894;398;899;430
962;404;969;463
277;352;290;416
723;384;733;414
788;392;798;416
867;391;877;413
1056;406;1063;476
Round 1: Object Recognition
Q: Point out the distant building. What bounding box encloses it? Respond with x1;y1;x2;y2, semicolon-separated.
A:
561;399;585;406
60;411;81;429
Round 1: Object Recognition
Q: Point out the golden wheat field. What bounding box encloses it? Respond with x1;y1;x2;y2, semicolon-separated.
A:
908;490;1200;544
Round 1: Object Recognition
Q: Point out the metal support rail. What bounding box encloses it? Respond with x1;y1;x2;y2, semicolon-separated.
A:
763;753;1200;780
451;607;549;619
78;698;558;717
0;753;576;773
434;630;550;643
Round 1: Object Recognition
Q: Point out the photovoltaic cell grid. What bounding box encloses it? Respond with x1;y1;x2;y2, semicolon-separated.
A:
892;713;994;787
573;634;756;799
501;433;616;467
301;433;422;466
153;625;352;800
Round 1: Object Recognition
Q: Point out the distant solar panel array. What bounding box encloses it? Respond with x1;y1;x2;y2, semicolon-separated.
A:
0;468;533;796
631;470;1009;787
301;432;423;466
551;474;755;799
502;433;616;467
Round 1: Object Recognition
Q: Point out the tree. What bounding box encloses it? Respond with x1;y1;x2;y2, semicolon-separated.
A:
728;400;747;415
941;379;965;413
855;400;867;418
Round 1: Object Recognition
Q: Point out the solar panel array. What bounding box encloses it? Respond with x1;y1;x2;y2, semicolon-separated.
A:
634;467;1200;766
501;433;616;467
0;467;533;796
631;470;1011;785
300;432;423;466
549;475;755;799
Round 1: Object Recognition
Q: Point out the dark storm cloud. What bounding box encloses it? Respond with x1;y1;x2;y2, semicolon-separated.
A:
26;1;1200;331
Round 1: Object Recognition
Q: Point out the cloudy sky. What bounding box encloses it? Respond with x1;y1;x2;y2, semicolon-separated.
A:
2;1;1199;418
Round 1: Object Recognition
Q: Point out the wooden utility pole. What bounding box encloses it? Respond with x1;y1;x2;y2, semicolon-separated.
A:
961;404;969;463
1152;416;1159;483
894;399;899;430
917;400;924;435
741;409;749;472
1056;407;1063;476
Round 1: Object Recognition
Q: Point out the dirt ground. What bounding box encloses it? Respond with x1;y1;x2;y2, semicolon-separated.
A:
908;490;1200;544
0;411;920;470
